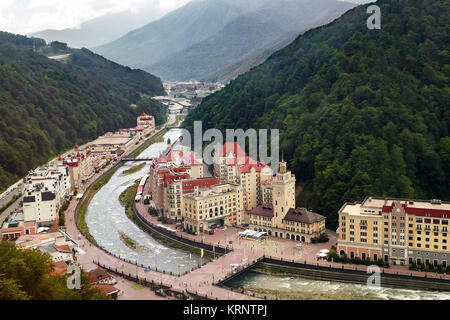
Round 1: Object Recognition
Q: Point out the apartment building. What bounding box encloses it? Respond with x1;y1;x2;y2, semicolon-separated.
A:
137;112;155;132
183;183;244;234
337;197;450;266
22;164;70;226
59;144;94;191
214;142;273;211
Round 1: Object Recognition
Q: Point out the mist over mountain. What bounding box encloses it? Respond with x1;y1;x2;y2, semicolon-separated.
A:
29;5;167;49
94;0;356;81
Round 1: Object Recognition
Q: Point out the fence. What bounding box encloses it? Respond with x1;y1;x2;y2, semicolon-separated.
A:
95;261;212;300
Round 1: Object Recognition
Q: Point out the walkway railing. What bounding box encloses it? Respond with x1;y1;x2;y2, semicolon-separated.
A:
94;261;212;300
133;203;232;256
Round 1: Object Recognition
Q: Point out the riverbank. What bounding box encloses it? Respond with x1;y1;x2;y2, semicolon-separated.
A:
121;163;146;176
219;258;450;293
76;128;168;246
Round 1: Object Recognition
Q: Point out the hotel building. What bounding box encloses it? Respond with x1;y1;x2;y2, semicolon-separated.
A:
213;142;273;212
183;183;244;234
248;161;326;242
337;197;450;267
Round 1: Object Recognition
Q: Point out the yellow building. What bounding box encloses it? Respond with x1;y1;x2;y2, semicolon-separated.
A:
183;183;244;235
248;160;326;242
337;197;450;267
214;142;273;212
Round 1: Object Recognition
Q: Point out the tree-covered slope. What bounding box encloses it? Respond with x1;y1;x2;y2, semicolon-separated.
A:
183;0;450;227
0;32;166;191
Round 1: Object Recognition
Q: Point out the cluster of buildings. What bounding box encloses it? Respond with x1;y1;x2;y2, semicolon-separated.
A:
337;197;450;267
1;112;156;240
161;82;225;108
15;230;78;264
148;141;327;242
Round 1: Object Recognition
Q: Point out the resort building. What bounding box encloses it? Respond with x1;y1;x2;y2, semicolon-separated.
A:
149;156;219;222
248;161;326;242
58;144;94;191
183;183;244;234
137;112;155;132
337;197;450;266
213;142;273;211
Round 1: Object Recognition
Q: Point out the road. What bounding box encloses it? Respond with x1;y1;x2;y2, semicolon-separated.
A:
0;186;22;225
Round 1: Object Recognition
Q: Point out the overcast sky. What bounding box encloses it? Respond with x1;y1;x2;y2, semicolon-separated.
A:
0;0;372;35
0;0;191;35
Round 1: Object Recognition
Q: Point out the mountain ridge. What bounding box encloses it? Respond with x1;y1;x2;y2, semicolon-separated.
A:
0;32;166;191
94;0;356;81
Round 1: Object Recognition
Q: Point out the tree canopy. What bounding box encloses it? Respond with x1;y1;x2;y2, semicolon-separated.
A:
0;241;109;300
0;32;167;191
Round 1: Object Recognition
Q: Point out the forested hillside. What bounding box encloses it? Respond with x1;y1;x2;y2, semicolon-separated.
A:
0;32;166;191
183;0;450;227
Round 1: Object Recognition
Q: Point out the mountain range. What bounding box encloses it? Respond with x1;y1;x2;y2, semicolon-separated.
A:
0;32;166;191
29;3;168;49
183;0;450;227
94;0;357;82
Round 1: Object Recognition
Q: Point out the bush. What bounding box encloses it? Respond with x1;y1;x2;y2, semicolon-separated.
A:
311;233;329;243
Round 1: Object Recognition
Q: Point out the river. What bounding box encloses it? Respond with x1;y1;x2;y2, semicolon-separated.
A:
85;129;201;275
225;271;450;300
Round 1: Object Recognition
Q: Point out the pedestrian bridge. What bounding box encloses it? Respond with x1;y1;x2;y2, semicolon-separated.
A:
120;158;155;162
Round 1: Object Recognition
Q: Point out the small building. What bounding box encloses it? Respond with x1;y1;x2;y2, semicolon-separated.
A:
282;208;326;242
249;204;274;236
88;268;119;300
1;211;37;240
15;230;78;263
88;268;117;285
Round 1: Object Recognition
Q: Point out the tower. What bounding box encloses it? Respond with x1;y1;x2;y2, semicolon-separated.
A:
272;160;296;230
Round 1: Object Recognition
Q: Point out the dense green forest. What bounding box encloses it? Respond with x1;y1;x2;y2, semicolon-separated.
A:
0;32;167;191
183;0;450;227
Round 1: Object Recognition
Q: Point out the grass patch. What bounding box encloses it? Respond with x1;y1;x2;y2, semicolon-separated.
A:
121;163;146;176
128;129;167;159
131;284;144;290
173;115;186;127
119;182;211;259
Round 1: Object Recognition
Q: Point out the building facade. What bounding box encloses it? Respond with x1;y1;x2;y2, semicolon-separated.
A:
337;197;450;266
183;183;244;235
248;161;326;242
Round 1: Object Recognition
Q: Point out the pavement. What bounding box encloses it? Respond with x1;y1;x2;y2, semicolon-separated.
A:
0;187;22;225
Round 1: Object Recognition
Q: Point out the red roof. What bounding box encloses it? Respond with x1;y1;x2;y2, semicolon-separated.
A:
220;142;246;157
240;161;266;173
182;177;220;194
383;202;450;218
55;244;72;253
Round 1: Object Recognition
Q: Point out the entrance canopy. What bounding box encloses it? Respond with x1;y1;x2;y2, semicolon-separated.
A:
239;229;267;239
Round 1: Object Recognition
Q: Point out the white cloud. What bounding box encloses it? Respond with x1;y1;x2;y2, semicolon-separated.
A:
0;0;191;34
